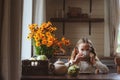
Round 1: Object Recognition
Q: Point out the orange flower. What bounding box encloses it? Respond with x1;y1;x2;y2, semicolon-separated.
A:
27;21;70;56
42;39;47;45
64;40;70;46
40;33;45;39
27;33;33;39
62;37;65;41
46;32;51;37
34;36;39;42
47;41;53;47
57;42;63;48
45;21;52;28
36;41;41;46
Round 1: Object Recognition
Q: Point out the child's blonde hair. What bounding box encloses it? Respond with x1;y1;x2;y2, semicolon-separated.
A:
70;37;96;61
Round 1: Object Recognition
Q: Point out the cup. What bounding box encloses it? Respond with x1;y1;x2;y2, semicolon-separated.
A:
82;51;89;56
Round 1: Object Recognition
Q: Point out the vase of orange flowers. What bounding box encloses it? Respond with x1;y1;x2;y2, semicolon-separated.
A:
27;21;70;59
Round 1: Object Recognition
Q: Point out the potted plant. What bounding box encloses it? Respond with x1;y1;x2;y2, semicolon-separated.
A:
27;21;70;59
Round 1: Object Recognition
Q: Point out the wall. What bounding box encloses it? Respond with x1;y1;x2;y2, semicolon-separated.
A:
46;0;104;57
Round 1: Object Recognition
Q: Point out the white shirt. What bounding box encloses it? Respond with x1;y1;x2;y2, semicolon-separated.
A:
67;59;109;74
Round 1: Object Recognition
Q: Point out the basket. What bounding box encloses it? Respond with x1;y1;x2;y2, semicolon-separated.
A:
22;60;48;75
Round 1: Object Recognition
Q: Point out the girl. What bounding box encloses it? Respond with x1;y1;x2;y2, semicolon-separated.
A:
68;38;109;74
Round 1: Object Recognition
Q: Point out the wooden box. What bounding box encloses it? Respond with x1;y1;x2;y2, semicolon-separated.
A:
22;60;48;75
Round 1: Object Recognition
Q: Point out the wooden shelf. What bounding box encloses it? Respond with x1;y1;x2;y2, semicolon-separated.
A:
50;18;104;22
49;0;104;35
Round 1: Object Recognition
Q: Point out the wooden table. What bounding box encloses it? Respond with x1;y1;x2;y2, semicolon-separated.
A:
21;73;120;80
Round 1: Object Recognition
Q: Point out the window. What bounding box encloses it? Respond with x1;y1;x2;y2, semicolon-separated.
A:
116;27;120;53
116;1;120;53
21;0;46;60
21;0;33;60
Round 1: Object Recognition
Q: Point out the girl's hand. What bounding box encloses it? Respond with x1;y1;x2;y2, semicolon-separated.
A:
95;69;99;74
89;53;96;64
73;53;85;64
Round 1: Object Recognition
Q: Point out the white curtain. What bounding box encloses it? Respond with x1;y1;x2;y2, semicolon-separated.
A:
114;0;120;56
0;0;22;80
104;0;110;57
109;0;119;56
105;0;120;56
33;0;46;24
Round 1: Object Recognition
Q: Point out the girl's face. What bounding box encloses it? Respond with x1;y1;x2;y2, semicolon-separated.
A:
78;43;90;56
